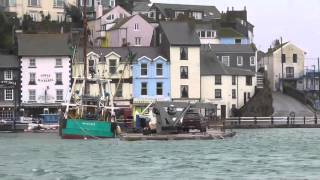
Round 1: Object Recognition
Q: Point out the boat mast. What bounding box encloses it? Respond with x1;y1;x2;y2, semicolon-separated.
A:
83;0;88;79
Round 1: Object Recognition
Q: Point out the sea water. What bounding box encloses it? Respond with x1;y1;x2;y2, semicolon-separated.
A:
0;129;320;179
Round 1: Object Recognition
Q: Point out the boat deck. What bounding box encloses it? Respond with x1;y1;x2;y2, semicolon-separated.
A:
119;130;235;141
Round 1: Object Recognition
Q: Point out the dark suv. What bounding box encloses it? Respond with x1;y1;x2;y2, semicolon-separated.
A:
181;111;207;132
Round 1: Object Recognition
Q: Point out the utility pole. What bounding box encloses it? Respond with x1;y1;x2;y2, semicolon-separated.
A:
280;37;284;92
318;57;320;100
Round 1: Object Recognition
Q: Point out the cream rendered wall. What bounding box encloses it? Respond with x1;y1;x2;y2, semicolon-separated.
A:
6;0;75;21
170;46;201;100
199;38;220;44
201;75;257;117
270;44;305;91
72;53;132;100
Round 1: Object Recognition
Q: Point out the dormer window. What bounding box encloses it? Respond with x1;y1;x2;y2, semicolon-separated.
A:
109;59;117;74
192;12;202;20
175;11;184;18
4;70;13;80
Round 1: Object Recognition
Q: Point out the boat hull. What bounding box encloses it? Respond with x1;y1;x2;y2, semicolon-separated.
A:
61;119;115;139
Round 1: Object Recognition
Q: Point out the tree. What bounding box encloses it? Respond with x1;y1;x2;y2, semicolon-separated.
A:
22;14;36;33
65;4;82;27
0;11;14;49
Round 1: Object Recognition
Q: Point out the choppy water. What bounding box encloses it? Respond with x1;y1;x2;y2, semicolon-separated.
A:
0;129;320;180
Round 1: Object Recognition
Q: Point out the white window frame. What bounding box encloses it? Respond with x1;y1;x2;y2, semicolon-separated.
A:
156;63;163;76
53;0;63;8
4;89;13;101
237;56;243;66
175;11;184;18
140;63;148;76
156;82;163;95
192;12;202;20
135;37;141;46
56;89;63;101
134;23;139;31
29;89;36;101
29;58;36;67
4;70;13;80
222;56;230;66
8;0;16;6
28;0;40;7
56;58;62;67
250;56;256;66
141;82;147;96
109;59;117;74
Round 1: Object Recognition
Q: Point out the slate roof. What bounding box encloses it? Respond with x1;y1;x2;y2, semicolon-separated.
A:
201;50;255;76
133;1;151;12
75;47;165;63
218;28;244;37
152;3;221;20
108;16;133;30
209;44;255;53
159;21;201;46
266;42;289;55
0;54;19;68
17;34;71;56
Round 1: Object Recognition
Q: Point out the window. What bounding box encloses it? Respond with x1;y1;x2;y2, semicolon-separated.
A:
8;0;16;6
106;14;114;20
250;56;255;66
235;39;242;44
215;89;222;99
80;0;91;6
56;90;63;101
29;12;38;21
175;11;184;18
180;47;188;60
141;82;147;95
135;37;141;46
293;54;297;63
237;56;243;66
122;38;126;46
56;58;62;67
115;83;122;97
53;0;63;7
29;73;36;85
28;0;40;6
156;82;163;95
109;59;117;74
192;12;202;20
286;67;294;78
56;73;63;85
29;90;36;101
232;75;236;85
180;66;188;79
222;56;230;66
29;59;36;67
281;54;286;63
134;23;139;31
246;76;252;86
156;64;163;76
4;89;13;101
4;70;13;80
207;31;212;38
181;85;188;98
215;75;221;85
232;89;236;99
110;0;115;7
200;31;206;38
140;63;148;76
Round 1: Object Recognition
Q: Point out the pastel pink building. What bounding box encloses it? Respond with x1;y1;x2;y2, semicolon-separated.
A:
105;14;155;47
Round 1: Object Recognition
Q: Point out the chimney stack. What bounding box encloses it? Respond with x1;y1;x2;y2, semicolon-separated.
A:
232;6;234;11
227;7;229;11
244;6;247;10
95;4;103;19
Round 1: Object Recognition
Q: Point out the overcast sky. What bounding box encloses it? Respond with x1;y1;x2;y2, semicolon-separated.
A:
151;0;320;66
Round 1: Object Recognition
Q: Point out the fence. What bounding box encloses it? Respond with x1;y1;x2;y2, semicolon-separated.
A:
222;116;320;129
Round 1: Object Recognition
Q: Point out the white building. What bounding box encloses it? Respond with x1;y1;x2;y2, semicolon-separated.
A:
201;51;257;118
259;42;305;91
17;34;71;116
158;21;201;102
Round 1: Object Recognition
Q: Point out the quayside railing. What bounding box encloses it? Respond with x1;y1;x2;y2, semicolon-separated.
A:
221;116;320;128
